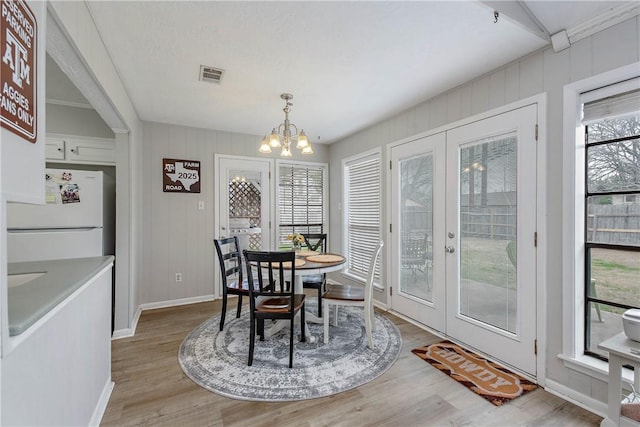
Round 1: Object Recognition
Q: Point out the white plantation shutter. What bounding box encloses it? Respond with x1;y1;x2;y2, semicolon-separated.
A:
344;151;381;280
277;162;326;248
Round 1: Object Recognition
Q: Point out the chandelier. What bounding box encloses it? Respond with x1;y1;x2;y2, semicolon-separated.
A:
259;93;313;157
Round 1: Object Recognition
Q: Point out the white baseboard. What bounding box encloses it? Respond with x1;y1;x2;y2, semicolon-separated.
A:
385;308;447;339
89;379;114;427
372;299;389;311
112;295;215;340
544;378;606;419
138;295;215;311
111;306;142;340
111;328;134;340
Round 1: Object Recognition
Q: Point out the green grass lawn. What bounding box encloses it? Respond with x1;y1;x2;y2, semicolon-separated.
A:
460;237;516;289
591;248;640;309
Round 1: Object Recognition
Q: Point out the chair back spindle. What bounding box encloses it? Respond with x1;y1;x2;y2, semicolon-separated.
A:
301;233;328;317
214;236;252;331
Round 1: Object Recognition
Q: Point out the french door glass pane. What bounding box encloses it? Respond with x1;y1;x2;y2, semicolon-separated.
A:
399;154;433;301
459;133;517;333
228;173;262;251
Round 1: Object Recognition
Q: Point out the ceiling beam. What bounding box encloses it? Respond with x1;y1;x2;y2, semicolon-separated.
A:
46;6;128;133
481;1;550;41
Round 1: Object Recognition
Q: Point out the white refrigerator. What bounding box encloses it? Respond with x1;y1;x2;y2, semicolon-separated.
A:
7;168;112;263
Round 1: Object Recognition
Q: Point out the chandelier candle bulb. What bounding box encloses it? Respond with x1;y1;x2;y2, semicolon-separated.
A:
269;130;281;147
259;136;272;153
297;130;309;148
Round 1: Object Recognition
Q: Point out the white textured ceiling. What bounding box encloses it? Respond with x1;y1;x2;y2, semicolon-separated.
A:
72;1;630;143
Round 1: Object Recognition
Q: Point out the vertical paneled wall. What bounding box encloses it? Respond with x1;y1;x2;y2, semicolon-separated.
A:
48;1;143;331
140;122;329;305
328;15;639;406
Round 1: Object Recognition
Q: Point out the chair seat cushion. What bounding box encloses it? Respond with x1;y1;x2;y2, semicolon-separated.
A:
256;294;306;312
324;284;364;302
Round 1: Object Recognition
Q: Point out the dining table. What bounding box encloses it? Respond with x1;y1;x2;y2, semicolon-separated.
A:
264;251;346;343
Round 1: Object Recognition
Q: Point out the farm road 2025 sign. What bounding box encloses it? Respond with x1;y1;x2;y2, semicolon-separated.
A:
163;158;201;193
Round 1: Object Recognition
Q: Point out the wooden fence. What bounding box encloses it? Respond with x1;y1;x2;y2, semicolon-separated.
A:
403;203;640;244
588;203;640;245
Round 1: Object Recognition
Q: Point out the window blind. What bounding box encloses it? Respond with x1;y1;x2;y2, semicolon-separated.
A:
583;87;640;124
345;152;381;281
277;163;325;247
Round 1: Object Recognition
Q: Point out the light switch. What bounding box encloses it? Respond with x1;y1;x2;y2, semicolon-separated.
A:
198;201;205;210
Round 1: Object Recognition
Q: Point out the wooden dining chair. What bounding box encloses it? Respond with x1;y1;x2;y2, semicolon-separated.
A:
322;241;384;349
214;236;257;331
301;233;327;317
243;250;306;368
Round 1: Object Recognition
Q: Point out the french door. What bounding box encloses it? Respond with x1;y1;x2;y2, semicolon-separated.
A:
390;132;446;331
390;104;538;376
215;156;272;295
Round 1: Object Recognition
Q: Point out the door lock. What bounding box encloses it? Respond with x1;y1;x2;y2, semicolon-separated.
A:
445;246;455;253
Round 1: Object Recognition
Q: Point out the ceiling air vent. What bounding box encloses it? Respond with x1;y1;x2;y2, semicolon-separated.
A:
199;65;224;83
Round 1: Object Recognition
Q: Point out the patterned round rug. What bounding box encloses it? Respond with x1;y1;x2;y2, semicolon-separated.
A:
178;301;402;401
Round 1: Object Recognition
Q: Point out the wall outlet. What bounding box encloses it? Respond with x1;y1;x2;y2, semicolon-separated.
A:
175;273;182;282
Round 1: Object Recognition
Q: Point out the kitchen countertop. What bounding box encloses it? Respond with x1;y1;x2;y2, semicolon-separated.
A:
7;256;115;336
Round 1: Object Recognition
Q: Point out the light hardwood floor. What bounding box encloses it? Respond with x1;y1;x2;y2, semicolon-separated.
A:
102;298;602;426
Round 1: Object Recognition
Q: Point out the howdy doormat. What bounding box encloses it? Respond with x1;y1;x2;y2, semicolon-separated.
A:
412;341;537;406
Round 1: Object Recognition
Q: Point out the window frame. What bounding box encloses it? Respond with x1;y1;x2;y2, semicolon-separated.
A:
342;148;382;283
274;159;328;250
583;119;640;360
560;64;640;383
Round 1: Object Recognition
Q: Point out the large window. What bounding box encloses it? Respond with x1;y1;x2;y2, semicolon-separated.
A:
276;161;327;249
343;150;382;281
582;88;640;359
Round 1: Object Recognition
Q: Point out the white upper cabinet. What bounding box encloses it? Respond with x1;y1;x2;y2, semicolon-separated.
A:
45;134;116;165
45;137;66;160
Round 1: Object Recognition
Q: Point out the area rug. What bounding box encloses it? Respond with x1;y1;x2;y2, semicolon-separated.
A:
179;301;402;401
412;340;537;406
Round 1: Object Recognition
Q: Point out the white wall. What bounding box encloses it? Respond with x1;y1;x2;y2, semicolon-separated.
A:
0;2;47;422
1;0;47;204
139;121;329;305
46;103;115;138
327;15;639;409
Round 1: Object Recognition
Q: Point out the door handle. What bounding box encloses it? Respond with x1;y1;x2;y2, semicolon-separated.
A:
445;246;455;253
